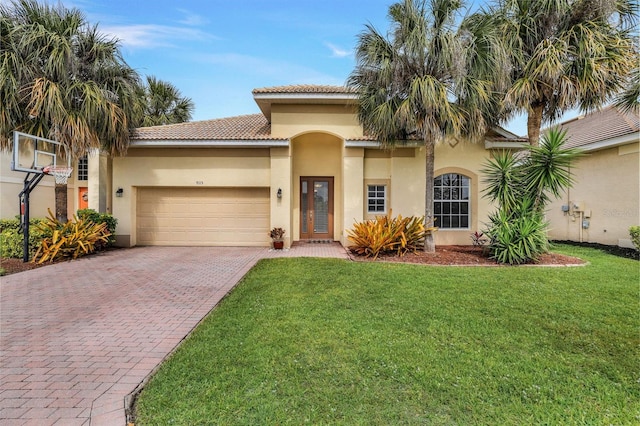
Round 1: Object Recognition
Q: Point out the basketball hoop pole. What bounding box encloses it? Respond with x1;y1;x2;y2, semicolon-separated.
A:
18;172;46;262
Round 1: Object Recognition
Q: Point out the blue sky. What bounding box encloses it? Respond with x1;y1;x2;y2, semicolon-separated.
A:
11;0;557;136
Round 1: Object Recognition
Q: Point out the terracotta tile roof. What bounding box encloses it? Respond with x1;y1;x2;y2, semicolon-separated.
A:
556;105;639;149
252;84;355;95
131;114;282;141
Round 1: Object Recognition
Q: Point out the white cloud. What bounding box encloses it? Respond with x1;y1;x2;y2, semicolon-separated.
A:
176;9;208;27
101;24;216;49
325;42;351;58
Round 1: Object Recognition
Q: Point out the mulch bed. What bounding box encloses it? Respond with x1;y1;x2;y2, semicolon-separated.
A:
348;245;586;266
0;258;48;275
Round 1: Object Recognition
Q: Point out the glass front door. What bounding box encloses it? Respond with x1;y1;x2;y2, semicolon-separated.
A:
300;177;333;240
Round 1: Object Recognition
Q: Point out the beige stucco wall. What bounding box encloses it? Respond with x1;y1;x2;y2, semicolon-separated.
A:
112;148;271;246
354;140;493;246
270;147;292;247
547;142;639;247
271;104;363;139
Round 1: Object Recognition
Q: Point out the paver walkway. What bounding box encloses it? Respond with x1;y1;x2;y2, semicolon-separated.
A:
0;243;349;425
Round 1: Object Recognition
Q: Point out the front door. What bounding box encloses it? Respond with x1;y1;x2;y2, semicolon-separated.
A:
300;177;334;240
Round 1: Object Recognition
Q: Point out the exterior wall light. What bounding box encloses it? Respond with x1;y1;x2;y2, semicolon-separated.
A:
115;187;124;197
277;188;282;199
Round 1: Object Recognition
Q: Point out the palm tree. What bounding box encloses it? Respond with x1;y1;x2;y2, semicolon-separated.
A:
141;76;194;127
347;0;502;252
472;0;638;146
1;0;142;221
615;65;640;113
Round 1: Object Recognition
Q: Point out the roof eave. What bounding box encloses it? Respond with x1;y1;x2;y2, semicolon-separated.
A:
484;140;529;149
129;139;289;148
577;132;639;152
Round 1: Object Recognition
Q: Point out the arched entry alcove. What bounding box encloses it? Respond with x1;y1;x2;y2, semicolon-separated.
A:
291;132;343;242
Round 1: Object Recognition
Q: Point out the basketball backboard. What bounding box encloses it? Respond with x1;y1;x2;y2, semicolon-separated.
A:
11;131;70;174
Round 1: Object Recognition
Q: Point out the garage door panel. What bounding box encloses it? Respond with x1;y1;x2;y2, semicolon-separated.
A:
137;187;270;246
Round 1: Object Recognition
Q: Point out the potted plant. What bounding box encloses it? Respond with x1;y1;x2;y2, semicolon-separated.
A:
269;227;285;250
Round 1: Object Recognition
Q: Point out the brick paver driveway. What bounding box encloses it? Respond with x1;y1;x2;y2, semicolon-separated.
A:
0;247;268;425
1;244;349;425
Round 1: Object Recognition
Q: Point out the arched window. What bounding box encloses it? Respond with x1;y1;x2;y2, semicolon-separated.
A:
434;173;470;229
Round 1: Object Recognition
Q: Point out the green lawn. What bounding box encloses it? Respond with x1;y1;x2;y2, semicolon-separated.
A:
134;245;639;425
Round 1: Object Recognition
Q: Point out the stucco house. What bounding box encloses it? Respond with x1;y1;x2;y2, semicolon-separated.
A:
546;105;639;248
8;84;584;249
107;85;530;248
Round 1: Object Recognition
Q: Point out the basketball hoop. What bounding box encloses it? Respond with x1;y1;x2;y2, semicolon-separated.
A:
43;166;73;184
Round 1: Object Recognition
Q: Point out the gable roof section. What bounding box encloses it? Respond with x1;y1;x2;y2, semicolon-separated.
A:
130;114;288;147
253;85;357;121
556;105;639;151
252;85;355;95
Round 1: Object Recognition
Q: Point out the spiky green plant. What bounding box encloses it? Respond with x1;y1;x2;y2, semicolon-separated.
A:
482;129;581;264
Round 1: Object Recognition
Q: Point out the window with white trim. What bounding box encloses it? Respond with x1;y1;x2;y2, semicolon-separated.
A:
434;173;470;229
367;184;387;214
77;156;88;181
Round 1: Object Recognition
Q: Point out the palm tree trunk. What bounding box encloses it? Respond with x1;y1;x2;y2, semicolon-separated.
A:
527;103;544;146
55;183;68;222
424;138;436;253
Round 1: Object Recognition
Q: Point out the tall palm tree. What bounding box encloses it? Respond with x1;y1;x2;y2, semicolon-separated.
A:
615;65;640;113
472;0;638;145
141;76;194;127
348;0;502;252
1;0;142;221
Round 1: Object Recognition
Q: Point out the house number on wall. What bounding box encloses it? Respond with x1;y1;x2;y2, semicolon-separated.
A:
196;181;204;185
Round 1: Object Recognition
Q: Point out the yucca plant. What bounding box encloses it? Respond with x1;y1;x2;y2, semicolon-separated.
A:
485;199;549;265
33;209;111;264
482;129;581;264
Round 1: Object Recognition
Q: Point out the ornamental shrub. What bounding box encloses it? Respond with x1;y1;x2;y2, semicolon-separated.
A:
629;226;640;251
347;213;436;259
33;209;111;264
77;209;118;246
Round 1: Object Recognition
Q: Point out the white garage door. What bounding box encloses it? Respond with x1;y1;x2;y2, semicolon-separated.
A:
137;187;270;246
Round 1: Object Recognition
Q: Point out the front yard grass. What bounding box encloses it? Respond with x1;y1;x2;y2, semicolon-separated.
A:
134;244;639;425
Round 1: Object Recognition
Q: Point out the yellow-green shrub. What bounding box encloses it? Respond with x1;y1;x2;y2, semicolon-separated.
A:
347;213;436;259
0;218;49;259
33;209;111;264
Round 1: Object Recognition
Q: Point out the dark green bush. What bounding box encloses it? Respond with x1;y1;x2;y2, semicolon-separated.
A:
77;209;118;246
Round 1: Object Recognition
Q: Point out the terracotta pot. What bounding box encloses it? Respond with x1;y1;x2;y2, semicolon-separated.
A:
273;240;284;250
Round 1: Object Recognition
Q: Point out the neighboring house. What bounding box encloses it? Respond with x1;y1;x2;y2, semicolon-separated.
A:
546;105;640;248
1;84;528;247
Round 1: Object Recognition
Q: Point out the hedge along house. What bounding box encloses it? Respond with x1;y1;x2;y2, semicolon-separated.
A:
546;105;639;248
111;85;525;248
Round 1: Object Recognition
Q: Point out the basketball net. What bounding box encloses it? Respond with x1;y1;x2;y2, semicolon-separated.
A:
43;166;73;184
